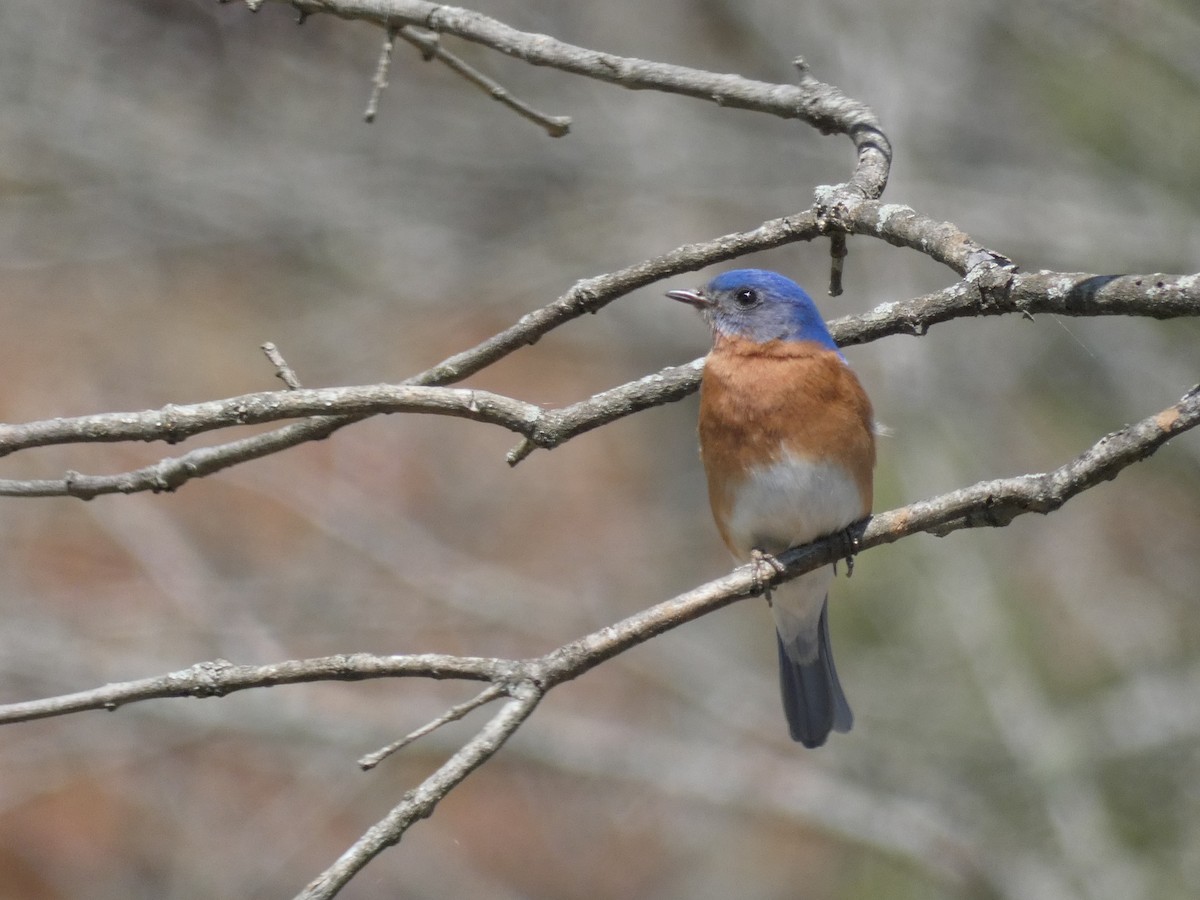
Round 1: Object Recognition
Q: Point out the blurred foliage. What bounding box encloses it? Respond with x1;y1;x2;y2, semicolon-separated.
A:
0;1;1197;898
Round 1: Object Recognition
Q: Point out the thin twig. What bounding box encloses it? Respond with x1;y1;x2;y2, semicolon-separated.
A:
299;683;543;900
396;26;571;136
358;683;507;769
261;341;303;389
363;27;397;123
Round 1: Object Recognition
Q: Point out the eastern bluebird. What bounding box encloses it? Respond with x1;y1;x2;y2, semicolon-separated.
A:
667;269;875;748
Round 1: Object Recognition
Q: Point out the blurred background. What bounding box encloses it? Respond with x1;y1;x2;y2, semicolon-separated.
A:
1;1;1198;898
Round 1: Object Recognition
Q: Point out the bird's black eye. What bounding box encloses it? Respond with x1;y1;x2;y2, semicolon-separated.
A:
734;287;759;306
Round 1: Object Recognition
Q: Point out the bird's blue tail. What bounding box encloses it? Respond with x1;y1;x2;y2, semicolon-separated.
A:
776;599;853;748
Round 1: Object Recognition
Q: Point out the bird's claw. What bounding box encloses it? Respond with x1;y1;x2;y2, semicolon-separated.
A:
750;548;786;603
832;526;859;578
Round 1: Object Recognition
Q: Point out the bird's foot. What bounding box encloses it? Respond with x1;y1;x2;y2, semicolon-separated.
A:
750;548;786;604
832;526;860;578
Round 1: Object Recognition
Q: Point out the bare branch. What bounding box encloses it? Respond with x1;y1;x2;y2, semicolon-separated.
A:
0;416;355;498
868;383;1200;534
538;382;1200;684
827;197;1015;275
269;0;890;196
505;358;705;464
518;268;1200;458
14;194;1174;495
409;211;822;386
834;269;1200;345
0;384;541;458
0;654;509;725
0;211;823;497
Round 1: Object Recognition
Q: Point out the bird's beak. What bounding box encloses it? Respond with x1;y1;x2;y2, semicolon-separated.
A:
665;288;712;309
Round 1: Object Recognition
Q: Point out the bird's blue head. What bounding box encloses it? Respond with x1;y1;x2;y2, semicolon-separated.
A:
666;269;839;351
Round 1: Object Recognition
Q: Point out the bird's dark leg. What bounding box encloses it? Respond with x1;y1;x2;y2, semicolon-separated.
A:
750;548;787;604
832;526;859;578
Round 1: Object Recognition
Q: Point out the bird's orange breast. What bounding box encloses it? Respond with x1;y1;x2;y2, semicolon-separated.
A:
698;336;876;556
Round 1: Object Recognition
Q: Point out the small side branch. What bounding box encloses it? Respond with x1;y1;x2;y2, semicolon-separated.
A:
261;341;304;389
363;26;398;122
358;682;507;769
395;27;571;136
0;416;358;499
299;683;542;900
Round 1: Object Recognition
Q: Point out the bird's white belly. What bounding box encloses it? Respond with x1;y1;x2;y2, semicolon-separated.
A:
724;452;863;662
725;451;864;558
